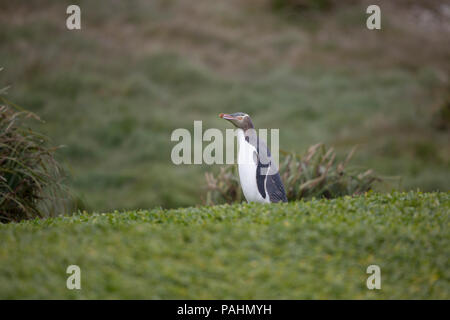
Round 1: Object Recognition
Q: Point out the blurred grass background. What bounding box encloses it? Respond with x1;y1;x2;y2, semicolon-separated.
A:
0;0;449;212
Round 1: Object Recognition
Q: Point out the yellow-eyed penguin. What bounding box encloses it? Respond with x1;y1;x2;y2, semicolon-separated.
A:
219;112;287;203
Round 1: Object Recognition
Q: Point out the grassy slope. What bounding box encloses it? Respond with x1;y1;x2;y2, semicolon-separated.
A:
0;1;449;212
0;192;448;299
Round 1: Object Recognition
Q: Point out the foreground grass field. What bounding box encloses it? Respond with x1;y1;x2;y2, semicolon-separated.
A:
0;191;448;299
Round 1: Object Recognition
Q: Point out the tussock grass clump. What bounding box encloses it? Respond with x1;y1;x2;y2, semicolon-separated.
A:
205;143;381;205
0;96;65;223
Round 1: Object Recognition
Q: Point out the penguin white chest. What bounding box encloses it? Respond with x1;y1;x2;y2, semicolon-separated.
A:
236;130;269;203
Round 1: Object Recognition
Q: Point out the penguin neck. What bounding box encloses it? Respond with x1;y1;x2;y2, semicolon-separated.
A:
237;128;258;153
244;127;257;142
236;128;246;143
232;116;255;142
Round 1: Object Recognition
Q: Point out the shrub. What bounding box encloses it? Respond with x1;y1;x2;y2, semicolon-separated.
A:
204;143;381;205
0;94;66;222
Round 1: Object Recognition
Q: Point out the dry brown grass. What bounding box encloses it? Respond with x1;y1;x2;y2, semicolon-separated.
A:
0;98;66;222
204;143;381;205
2;0;449;76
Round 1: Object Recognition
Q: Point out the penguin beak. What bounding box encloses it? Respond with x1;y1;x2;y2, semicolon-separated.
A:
219;113;236;120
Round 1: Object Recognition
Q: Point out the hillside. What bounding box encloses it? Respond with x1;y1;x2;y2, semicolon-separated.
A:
1;1;449;212
0;192;448;299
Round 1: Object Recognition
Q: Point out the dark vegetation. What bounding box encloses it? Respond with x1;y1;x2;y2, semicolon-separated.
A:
0;85;65;222
271;0;334;11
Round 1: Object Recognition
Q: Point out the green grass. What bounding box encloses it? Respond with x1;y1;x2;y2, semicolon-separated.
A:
0;191;448;299
0;1;449;212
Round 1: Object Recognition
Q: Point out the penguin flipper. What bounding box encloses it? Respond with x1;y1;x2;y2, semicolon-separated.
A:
266;172;288;203
254;151;267;199
248;133;287;203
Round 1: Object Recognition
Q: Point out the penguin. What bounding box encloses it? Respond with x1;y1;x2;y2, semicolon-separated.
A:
219;112;287;203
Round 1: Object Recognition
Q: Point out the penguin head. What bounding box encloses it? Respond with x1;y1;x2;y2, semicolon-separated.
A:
219;112;254;130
